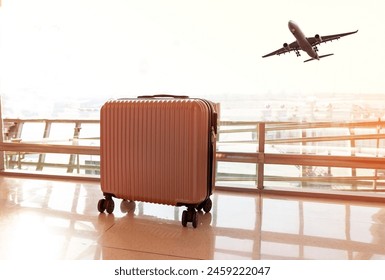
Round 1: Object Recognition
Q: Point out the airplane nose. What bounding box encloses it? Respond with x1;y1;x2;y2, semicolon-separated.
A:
288;20;296;33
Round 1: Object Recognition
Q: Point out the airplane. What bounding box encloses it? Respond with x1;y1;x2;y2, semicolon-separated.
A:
262;20;358;62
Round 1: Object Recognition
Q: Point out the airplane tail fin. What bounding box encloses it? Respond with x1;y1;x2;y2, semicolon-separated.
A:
304;53;334;63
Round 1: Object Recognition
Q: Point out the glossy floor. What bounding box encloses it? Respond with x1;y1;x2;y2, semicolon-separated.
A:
1;177;385;260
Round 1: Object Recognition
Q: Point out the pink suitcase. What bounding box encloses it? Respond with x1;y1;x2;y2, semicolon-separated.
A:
98;95;217;227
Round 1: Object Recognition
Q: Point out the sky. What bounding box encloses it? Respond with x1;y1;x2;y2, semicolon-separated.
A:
1;0;385;102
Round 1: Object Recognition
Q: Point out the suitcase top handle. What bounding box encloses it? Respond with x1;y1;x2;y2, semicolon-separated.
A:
137;94;189;99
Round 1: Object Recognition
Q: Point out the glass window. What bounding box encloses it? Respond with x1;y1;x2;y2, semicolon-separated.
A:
2;1;385;198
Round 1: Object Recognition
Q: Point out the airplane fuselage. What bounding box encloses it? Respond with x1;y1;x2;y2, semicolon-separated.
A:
288;20;319;60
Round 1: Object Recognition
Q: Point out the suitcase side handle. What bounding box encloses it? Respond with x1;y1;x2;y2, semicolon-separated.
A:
137;94;189;99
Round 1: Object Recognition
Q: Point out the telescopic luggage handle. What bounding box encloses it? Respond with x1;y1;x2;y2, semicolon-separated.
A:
137;94;189;99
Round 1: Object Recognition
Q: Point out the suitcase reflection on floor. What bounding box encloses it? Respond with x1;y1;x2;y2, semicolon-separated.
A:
98;199;215;259
98;199;213;229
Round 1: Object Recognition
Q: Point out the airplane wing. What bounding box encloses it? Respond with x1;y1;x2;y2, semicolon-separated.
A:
307;30;358;46
262;41;299;58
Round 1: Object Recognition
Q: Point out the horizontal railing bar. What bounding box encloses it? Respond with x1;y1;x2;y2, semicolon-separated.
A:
219;120;385;130
217;140;258;144
4;118;100;124
8;161;100;170
265;153;385;169
218;128;258;134
217;174;385;183
265;175;385;182
265;121;385;131
216;151;385;169
6;118;385;128
0;142;99;155
0;170;100;183
12;138;100;144
216;151;260;163
267;133;385;144
9;119;375;133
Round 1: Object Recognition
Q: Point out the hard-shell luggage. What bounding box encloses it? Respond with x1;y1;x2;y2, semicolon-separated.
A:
98;95;217;228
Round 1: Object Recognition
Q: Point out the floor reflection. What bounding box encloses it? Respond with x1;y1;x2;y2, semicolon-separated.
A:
1;177;385;259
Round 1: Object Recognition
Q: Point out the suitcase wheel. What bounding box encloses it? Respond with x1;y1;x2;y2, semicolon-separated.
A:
97;199;106;213
182;208;198;228
197;198;212;213
105;199;115;214
192;212;198;228
97;198;115;214
181;211;188;227
120;200;136;213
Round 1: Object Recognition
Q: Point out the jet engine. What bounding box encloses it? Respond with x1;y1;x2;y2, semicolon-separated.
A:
315;34;323;43
283;43;291;51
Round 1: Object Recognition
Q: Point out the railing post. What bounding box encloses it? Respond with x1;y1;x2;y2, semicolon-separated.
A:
36;121;52;171
257;123;265;190
301;129;307;187
0;96;4;171
374;118;381;190
67;121;82;173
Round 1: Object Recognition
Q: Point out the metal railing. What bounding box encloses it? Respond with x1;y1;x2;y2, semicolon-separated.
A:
217;120;385;192
0;118;100;180
1;118;385;197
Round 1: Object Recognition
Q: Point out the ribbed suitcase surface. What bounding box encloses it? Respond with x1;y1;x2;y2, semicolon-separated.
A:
99;96;216;216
